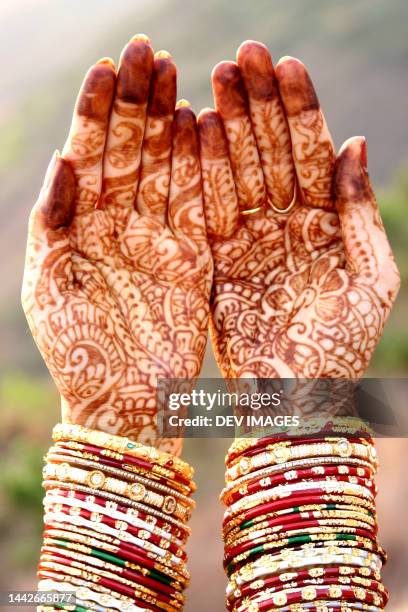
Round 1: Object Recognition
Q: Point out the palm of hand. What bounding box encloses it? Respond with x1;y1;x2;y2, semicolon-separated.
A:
211;204;385;379
199;42;399;380
29;208;209;439
22;39;211;448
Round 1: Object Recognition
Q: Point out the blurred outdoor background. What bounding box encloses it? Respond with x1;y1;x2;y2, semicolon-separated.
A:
0;0;407;609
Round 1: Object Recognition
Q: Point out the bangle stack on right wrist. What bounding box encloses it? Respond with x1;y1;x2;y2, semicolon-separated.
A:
38;423;196;611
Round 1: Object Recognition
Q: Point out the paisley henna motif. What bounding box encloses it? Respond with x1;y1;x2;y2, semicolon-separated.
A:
22;38;212;454
200;42;400;394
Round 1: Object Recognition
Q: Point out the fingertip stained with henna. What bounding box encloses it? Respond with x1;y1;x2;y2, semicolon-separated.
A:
276;57;320;117
40;158;76;230
173;107;199;158
212;62;248;119
148;55;177;117
117;39;154;104
237;40;278;101
198;110;229;160
77;63;116;121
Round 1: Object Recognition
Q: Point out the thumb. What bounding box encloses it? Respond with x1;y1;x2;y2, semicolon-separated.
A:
22;152;76;313
333;136;400;301
35;150;76;231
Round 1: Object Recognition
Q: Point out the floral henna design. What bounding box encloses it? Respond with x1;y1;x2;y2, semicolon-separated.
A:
22;37;212;454
199;41;400;388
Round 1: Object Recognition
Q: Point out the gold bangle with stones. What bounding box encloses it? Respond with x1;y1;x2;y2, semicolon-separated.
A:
45;486;189;539
43;463;191;521
227;422;375;460
46;452;193;506
43;480;191;534
51;442;193;495
52;423;194;482
39;563;179;612
226;440;377;481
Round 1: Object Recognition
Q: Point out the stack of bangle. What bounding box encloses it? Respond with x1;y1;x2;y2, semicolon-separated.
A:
221;435;388;611
37;423;196;611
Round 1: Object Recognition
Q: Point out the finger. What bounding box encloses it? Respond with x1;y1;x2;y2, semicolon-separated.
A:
237;40;295;211
102;35;154;226
275;56;336;209
168;102;206;248
197;108;239;239
211;61;266;212
334;136;400;299
22;152;76;311
62;59;116;216
136;50;177;222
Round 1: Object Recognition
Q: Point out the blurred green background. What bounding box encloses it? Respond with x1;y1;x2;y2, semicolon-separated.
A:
0;0;407;610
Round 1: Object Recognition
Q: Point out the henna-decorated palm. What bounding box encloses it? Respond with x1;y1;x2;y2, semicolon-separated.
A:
198;41;399;379
22;36;212;452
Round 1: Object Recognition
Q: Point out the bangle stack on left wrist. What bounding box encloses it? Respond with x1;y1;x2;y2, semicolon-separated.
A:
221;434;388;611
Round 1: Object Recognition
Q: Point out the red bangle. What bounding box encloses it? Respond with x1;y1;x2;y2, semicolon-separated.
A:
225;508;376;541
226;436;373;465
227;519;376;549
223;465;375;505
40;546;181;598
38;549;182;606
223;492;376;529
231;579;387;611
53;440;193;489
47;488;188;542
53;441;193;493
229;566;386;601
42;524;188;583
44;502;186;560
233;584;384;610
224;529;379;569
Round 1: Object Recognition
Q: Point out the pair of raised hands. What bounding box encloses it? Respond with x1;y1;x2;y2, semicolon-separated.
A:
22;36;400;455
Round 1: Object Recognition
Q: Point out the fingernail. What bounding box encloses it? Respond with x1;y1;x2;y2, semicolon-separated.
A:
360;137;367;170
96;57;115;69
130;33;151;44
155;50;172;59
176;99;191;108
44;149;60;188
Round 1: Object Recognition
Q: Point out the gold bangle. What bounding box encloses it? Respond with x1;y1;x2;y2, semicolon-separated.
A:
222;455;375;500
43;462;191;521
43;481;190;534
43;533;189;583
54;441;194;495
226;439;377;481
46;452;194;506
52;423;194;482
